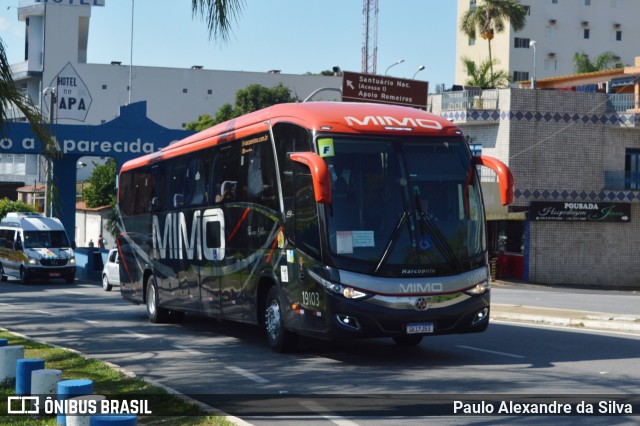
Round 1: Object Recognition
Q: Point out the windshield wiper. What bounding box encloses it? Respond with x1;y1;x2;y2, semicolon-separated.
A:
414;190;464;273
374;211;408;274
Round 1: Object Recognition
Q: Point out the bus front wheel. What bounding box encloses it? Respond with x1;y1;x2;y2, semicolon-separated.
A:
146;276;169;323
264;286;298;353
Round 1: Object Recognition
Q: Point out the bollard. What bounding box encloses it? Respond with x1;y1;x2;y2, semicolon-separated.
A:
57;379;94;426
31;369;62;411
15;358;45;395
31;369;63;395
90;415;137;426
66;395;107;426
0;345;24;381
0;338;7;347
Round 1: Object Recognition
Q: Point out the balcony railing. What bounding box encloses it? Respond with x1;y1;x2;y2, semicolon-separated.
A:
441;90;499;111
604;171;640;190
606;94;638;113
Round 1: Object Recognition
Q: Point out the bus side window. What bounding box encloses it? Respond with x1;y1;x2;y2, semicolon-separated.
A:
166;160;188;210
186;156;206;207
212;145;240;204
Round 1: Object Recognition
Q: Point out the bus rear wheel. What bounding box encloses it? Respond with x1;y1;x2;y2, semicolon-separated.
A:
146;276;169;323
264;286;298;353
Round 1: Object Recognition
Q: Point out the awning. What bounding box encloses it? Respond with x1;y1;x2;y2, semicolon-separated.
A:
609;76;636;87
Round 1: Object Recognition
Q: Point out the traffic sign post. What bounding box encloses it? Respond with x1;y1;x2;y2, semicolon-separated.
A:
341;71;428;109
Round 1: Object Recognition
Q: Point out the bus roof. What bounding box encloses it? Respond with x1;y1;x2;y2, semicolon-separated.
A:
120;102;461;172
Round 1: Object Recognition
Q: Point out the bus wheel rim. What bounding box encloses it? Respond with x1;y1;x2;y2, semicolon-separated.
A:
265;300;281;339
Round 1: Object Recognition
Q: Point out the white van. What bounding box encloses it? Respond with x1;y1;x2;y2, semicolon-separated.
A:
0;212;76;284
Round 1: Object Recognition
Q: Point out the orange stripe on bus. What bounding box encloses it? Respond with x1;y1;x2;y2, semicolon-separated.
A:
228;208;250;241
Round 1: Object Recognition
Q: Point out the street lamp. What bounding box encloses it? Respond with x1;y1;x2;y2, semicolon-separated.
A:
385;59;405;76
529;40;537;89
413;65;425;79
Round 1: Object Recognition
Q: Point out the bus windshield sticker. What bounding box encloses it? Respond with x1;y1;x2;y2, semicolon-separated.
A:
277;231;285;248
318;138;335;157
287;249;295;263
336;231;354;254
352;231;374;247
280;265;289;283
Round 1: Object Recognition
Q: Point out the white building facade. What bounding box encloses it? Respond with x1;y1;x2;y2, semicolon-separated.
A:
455;0;640;86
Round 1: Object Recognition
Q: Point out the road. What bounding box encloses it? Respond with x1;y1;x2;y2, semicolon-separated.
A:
1;279;639;425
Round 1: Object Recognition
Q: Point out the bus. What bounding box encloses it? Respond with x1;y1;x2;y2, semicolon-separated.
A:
116;102;513;352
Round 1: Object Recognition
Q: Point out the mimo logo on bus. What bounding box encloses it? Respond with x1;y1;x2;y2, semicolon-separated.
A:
344;116;443;130
152;209;225;261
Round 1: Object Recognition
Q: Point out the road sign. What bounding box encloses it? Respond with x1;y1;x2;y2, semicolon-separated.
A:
341;71;428;109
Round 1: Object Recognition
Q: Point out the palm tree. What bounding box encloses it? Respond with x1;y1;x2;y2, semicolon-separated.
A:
461;56;510;89
459;0;527;81
191;0;246;42
573;51;625;73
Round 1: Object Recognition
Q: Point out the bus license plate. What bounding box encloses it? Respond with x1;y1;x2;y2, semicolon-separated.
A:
406;323;434;334
49;272;61;277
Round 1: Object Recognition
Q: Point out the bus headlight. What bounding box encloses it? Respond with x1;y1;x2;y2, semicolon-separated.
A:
28;258;38;265
465;280;490;296
342;286;368;299
308;270;370;300
69;257;76;264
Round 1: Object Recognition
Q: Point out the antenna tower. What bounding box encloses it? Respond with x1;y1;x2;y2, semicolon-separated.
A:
361;0;378;74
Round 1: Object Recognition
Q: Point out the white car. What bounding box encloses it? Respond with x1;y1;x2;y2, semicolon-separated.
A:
101;248;120;291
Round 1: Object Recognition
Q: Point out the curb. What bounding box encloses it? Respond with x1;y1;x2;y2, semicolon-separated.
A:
492;304;640;333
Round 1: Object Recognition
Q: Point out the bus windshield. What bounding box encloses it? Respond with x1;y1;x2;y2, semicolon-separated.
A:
323;135;485;276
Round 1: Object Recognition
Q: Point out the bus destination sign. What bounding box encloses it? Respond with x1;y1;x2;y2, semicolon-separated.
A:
341;71;428;110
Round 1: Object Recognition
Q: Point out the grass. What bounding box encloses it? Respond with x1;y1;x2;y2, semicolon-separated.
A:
0;331;236;426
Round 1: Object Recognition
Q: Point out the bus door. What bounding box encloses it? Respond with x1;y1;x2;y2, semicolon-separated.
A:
282;165;326;332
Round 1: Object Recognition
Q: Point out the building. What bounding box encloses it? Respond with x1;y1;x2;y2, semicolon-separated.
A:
455;0;640;87
3;0;341;203
430;61;640;288
2;0;341;240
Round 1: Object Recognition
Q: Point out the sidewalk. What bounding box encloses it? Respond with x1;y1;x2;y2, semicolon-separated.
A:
491;304;640;334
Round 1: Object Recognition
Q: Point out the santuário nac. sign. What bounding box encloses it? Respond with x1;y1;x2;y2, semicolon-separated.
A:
530;201;631;222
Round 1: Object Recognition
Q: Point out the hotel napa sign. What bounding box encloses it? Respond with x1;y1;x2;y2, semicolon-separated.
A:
530;201;630;223
46;63;92;122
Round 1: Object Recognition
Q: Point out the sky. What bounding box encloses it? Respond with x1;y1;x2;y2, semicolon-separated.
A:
0;0;458;88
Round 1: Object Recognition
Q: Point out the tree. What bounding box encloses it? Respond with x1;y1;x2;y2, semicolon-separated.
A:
82;159;117;209
186;84;298;130
0;199;36;221
459;0;527;81
461;57;510;89
573;51;625;73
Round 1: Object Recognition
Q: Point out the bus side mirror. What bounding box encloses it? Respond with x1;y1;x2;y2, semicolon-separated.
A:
473;156;514;206
289;152;332;204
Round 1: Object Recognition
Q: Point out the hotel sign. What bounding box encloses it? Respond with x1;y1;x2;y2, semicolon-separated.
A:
530;201;631;223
